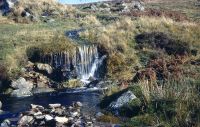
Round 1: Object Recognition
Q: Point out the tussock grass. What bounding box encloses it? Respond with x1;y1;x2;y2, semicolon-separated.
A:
80;15;101;26
137;79;200;126
80;16;200;80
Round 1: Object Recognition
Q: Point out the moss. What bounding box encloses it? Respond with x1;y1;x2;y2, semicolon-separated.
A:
97;114;121;124
123;114;157;127
62;79;83;88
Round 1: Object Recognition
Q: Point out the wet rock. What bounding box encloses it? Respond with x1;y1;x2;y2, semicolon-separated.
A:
54;116;68;123
96;112;104;117
35;115;45;120
34;111;42;116
75;102;83;107
18;115;34;126
49;103;61;109
0;119;11;127
71;112;79;118
45;115;53;121
36;63;53;74
11;88;33;97
31;104;44;110
0;101;2;109
109;90;137;109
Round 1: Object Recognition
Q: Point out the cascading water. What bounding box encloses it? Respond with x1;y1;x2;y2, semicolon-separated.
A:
41;45;106;83
77;45;106;83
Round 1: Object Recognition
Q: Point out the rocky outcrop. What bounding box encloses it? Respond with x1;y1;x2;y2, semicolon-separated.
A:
80;0;145;13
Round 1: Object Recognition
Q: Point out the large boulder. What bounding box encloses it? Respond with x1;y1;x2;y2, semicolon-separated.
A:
100;85;145;117
11;77;33;90
11;77;33;97
109;90;137;110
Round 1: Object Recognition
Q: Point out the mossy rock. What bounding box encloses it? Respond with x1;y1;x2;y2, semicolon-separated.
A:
63;79;83;88
100;85;145;117
97;114;121;124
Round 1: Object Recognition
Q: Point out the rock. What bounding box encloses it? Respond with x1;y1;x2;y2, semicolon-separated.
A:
10;77;33;97
11;88;33;97
75;102;83;107
36;63;53;74
34;111;42;116
0;119;11;127
49;104;61;109
109;90;137;109
31;104;44;110
96;112;104;117
54;117;68;123
0;101;2;109
132;1;145;11
35;115;45;120
71;112;79;118
18;115;34;126
45;115;53;121
11;77;33;90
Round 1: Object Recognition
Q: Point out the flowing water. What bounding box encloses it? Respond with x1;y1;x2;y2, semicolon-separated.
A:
0;29;106;124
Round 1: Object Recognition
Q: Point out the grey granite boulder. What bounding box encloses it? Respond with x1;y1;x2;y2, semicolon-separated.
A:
109;90;137;109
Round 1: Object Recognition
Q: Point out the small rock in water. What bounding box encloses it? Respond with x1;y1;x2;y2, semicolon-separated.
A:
35;115;45;120
45;115;53;121
96;112;104;117
0;119;11;127
71;112;79;117
0;101;2;109
34;111;42;116
18;115;34;126
49;103;61;108
31;104;44;110
54;116;68;123
75;101;83;107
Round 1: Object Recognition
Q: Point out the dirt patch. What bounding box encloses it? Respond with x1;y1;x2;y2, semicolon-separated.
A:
135;32;191;56
122;9;188;21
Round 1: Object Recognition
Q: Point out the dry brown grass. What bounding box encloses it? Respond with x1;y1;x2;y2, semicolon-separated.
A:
80;16;200;80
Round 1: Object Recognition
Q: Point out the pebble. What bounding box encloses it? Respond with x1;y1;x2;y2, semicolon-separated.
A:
49;103;61;108
45;115;53;121
55;116;68;123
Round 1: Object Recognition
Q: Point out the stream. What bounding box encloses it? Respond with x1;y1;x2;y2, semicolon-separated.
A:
0;28;107;124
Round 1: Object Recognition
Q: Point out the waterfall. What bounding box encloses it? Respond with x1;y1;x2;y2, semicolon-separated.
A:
77;45;106;83
41;45;106;83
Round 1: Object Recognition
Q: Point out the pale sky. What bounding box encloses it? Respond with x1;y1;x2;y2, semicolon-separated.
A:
59;0;107;4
